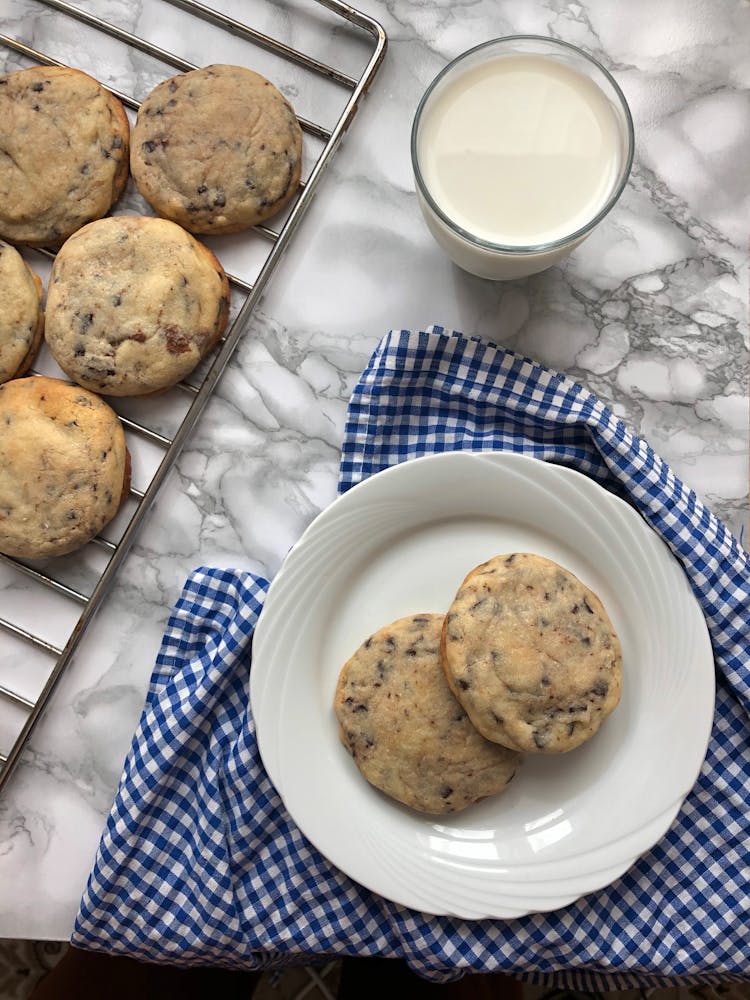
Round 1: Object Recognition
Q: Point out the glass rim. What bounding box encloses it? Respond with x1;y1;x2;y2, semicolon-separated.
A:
410;34;635;256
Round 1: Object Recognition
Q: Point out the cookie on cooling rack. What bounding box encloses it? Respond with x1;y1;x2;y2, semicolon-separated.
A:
0;241;44;384
0;376;131;559
334;613;520;814
0;65;130;248
441;553;622;754
130;64;303;234
44;215;230;396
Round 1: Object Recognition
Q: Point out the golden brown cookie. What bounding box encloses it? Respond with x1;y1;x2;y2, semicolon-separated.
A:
130;64;302;234
441;553;622;753
44;215;230;396
0;376;131;559
334;613;520;814
0;65;130;248
0;241;44;383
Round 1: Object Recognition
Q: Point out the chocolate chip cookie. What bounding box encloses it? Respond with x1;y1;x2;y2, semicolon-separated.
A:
130;64;302;234
0;376;131;559
334;613;520;814
44;215;230;396
441;553;622;753
0;65;130;248
0;241;44;384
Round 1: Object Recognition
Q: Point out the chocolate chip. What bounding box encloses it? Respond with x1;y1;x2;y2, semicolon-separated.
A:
164;325;190;354
344;697;368;714
592;680;609;697
457;679;470;691
213;192;226;207
112;294;122;306
440;786;453;799
142;140;157;153
85;365;115;379
80;163;91;175
196;184;208;194
74;345;86;357
583;597;594;614
169;80;178;92
31;81;45;92
111;135;123;149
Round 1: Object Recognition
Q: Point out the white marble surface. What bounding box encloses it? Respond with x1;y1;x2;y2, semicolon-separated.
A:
0;0;747;940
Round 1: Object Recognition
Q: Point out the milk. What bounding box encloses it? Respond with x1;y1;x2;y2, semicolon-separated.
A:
417;54;623;248
412;40;633;279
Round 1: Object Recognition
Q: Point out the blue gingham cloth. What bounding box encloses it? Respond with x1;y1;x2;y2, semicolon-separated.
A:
73;327;750;989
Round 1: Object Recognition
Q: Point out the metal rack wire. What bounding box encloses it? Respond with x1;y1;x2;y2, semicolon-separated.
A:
0;0;387;793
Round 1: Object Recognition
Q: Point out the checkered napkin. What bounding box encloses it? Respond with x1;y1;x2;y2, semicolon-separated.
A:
73;327;750;989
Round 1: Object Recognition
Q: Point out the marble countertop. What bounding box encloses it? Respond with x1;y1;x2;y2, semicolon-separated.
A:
0;0;747;941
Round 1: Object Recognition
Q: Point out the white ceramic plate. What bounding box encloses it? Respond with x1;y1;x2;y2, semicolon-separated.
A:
250;452;714;919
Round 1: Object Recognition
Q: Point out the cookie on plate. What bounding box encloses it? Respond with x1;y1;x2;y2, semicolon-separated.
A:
0;376;131;559
130;64;302;234
0;65;130;248
334;613;520;814
44;215;230;396
0;241;44;384
441;553;622;754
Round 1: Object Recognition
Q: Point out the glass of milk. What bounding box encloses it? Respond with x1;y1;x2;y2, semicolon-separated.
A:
411;36;634;280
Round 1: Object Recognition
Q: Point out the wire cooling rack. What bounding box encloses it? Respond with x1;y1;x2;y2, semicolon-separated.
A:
0;0;386;793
